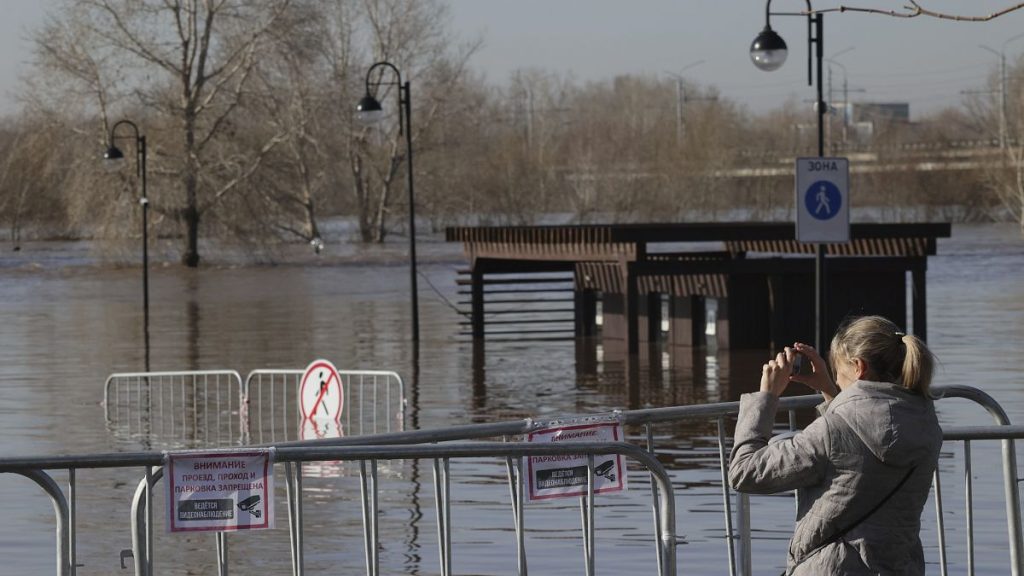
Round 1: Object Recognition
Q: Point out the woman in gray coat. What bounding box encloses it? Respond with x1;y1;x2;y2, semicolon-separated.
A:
729;315;942;575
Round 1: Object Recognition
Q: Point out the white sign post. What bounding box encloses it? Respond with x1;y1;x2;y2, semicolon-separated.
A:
795;157;850;243
299;359;343;421
166;448;275;533
524;420;627;502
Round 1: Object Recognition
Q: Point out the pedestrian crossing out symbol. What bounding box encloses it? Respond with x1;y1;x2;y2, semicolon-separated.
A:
299;359;343;421
795;157;849;243
805;180;841;220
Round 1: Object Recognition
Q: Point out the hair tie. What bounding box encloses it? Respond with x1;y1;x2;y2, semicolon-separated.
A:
894;331;906;337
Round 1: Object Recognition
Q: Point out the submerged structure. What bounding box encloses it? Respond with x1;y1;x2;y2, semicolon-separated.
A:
446;222;951;354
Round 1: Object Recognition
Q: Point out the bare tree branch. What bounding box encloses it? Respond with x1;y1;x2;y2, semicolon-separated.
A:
812;1;1024;21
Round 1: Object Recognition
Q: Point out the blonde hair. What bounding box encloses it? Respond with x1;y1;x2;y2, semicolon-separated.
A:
829;315;936;395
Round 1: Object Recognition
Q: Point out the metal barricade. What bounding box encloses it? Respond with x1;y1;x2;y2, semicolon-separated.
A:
728;384;1023;576
103;371;246;448
12;383;1024;575
266;384;1024;576
929;385;1023;576
14;442;672;576
244;369;405;444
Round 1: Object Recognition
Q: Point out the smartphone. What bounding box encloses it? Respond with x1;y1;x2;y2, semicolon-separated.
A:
791;353;806;376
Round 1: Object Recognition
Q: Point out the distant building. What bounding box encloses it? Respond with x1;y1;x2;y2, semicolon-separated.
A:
837;101;910;142
846;102;910;123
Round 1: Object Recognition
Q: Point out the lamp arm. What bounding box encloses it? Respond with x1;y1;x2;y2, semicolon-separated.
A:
364;61;403;93
765;0;815;86
110;119;140;145
364;61;407;136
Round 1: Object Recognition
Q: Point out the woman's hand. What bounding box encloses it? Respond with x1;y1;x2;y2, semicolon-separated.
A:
760;350;794;398
790;342;839;401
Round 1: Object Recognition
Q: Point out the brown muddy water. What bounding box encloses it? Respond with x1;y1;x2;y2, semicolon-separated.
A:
0;223;1023;575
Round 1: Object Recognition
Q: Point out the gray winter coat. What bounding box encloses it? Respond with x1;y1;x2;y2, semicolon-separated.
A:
729;381;941;575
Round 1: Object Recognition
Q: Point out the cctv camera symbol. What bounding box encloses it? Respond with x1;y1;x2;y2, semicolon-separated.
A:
594;460;616;482
238;495;262;518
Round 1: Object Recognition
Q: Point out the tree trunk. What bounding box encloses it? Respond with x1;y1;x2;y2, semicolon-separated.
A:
182;109;201;267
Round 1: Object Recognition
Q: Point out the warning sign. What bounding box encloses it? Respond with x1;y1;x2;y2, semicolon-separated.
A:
166;449;274;532
299;359;343;421
525;421;627;501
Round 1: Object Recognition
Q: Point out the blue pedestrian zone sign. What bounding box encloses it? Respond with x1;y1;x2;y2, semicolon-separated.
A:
795;157;850;243
805;180;841;220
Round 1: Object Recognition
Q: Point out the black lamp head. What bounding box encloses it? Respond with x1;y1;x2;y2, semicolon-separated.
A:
750;26;789;71
104;145;125;161
355;93;384;124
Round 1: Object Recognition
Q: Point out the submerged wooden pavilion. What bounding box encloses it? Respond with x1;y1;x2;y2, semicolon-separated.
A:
446;222;951;355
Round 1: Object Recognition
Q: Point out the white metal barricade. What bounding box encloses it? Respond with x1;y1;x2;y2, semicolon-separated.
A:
244;369;405;444
103;371;245;448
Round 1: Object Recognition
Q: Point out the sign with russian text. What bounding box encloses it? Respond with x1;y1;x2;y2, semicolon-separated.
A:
795;156;850;243
525;421;627;501
166;449;275;533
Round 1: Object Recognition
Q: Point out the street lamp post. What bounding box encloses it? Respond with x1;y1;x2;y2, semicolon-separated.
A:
355;61;420;349
664;59;706;145
104;120;150;365
979;33;1024;149
825;46;862;150
751;0;829;350
825;57;867;150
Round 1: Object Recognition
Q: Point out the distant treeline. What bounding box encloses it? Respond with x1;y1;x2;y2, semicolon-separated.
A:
0;0;1022;263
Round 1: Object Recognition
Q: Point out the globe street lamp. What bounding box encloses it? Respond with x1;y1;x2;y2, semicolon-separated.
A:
751;0;829;350
356;61;419;349
104;119;150;364
750;25;788;72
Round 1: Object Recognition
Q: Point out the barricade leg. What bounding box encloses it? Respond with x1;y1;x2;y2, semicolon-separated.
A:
581;455;595;576
359;461;371;576
284;463;297;576
736;493;751;576
646;424;664;575
131;466;163;576
432;458;452;576
284;462;304;576
965;441;975;576
68;469;77;576
12;470;71;576
145;466;153;576
131;476;147;576
934;469;948;576
999;437;1023;575
717;417;737;576
504;449;527;576
358;459;380;576
215;533;228;576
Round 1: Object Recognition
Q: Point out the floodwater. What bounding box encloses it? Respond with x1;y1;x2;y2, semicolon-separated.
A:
0;223;1023;575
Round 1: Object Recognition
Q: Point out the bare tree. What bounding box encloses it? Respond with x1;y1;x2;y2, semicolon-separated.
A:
33;0;294;266
987;56;1024;234
349;0;479;243
242;1;355;248
0;117;76;247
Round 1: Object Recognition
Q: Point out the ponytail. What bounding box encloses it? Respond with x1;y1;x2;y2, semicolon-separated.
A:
899;333;935;396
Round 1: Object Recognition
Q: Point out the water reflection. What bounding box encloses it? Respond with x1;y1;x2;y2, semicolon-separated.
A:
2;225;1024;574
186;274;200;372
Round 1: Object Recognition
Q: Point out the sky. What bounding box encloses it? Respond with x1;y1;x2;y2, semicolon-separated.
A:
1;1;1023;120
